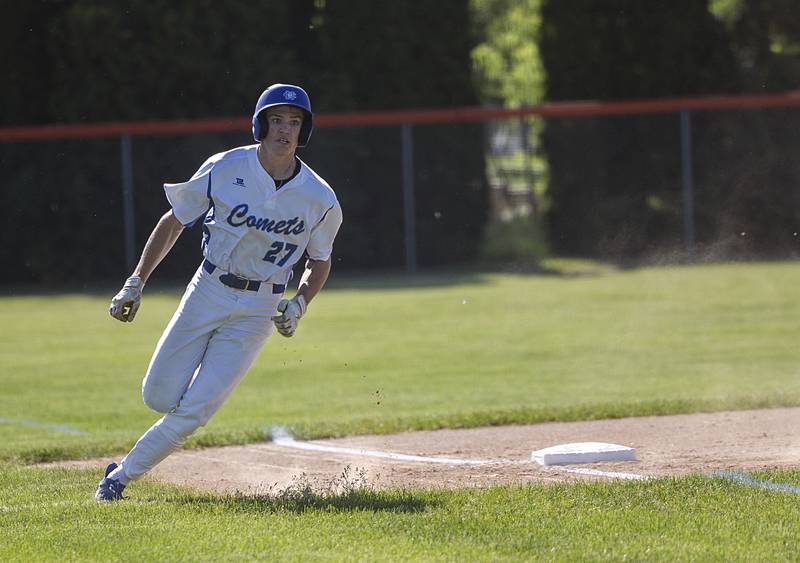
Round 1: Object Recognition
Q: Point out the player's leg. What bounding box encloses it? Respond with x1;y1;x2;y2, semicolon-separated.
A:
99;267;235;494
115;293;279;484
140;267;229;413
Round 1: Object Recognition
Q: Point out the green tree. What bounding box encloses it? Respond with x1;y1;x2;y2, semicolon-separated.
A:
471;0;544;107
470;0;548;266
712;0;800;91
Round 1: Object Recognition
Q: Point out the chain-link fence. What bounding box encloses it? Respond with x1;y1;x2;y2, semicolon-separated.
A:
2;95;799;286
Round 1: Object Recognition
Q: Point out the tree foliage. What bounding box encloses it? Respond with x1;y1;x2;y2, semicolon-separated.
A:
471;0;544;107
714;0;800;91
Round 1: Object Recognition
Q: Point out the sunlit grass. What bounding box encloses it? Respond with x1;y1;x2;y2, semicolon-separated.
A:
0;261;798;462
1;463;799;561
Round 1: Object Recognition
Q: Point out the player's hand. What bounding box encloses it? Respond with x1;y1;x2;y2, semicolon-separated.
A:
271;295;307;337
109;276;144;322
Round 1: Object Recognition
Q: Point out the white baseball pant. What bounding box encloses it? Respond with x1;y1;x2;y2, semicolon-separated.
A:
114;263;282;482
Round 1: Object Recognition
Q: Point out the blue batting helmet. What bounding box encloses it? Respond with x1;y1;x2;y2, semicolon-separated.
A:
252;84;313;147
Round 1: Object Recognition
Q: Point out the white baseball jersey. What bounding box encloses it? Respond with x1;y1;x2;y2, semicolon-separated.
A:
164;144;342;283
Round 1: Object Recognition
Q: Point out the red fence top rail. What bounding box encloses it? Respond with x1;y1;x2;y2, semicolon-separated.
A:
3;91;800;142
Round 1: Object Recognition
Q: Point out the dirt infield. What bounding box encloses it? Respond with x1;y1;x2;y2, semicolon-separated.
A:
55;407;800;494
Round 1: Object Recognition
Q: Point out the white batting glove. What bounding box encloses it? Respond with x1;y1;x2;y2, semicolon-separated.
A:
271;294;307;337
109;276;144;322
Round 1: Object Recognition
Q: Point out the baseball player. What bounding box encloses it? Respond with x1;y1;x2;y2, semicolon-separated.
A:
95;83;342;501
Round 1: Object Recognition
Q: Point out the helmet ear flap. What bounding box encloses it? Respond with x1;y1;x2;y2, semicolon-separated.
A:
255;112;269;141
298;117;313;147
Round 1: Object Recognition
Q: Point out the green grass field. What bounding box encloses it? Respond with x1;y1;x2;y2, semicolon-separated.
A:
1;260;799;560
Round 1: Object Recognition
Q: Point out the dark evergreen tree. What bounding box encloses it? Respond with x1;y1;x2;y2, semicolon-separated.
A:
539;0;741;259
539;0;800;260
306;0;488;268
0;0;487;283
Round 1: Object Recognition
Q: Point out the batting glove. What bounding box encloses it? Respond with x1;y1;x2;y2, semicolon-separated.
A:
109;276;144;322
271;294;307;337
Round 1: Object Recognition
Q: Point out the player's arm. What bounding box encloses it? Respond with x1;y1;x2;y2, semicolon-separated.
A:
132;210;185;284
109;210;184;322
295;257;331;305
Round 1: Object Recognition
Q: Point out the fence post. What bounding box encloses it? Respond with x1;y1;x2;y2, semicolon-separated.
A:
120;135;136;273
401;123;417;273
680;110;695;258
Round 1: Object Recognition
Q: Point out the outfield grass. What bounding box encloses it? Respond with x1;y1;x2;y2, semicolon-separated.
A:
1;260;799;463
2;260;799;560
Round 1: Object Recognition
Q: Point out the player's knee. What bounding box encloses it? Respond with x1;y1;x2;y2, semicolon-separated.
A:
141;385;177;414
141;368;184;413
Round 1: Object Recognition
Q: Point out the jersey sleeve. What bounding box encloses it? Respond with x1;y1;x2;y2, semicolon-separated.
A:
305;200;343;261
163;159;214;227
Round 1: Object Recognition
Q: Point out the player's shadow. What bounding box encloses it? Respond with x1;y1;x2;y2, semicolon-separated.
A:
170;488;434;514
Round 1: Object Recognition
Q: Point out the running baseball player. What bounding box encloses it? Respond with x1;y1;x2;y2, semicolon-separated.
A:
95;83;342;501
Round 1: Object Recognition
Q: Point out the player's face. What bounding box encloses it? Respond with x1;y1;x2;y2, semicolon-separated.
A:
263;106;304;155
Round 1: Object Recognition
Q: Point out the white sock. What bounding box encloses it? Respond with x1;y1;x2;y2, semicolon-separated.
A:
107;465;131;486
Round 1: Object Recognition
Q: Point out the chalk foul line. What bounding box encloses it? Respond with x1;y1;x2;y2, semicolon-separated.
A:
0;417;87;435
710;470;800;495
0;500;95;513
271;436;652;482
272;436;516;466
558;467;649;481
